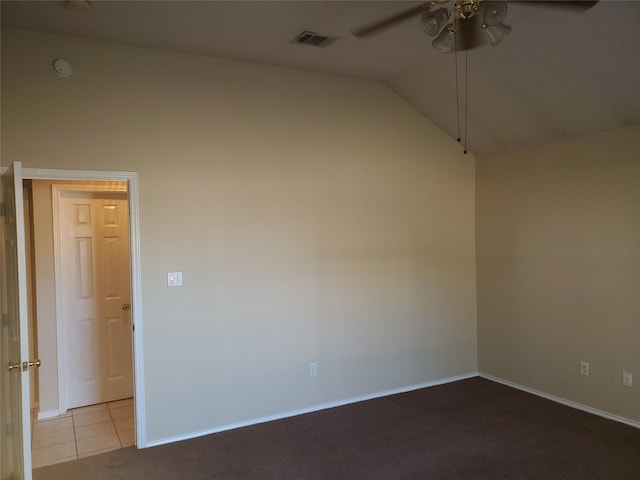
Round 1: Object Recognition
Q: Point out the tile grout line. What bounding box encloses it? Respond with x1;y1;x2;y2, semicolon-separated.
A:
71;408;79;461
108;401;124;448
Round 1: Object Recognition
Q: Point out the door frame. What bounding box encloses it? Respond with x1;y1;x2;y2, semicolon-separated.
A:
22;167;147;448
52;182;130;413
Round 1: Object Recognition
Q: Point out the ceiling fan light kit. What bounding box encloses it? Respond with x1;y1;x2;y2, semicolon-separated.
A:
351;0;600;154
455;0;481;20
483;22;512;46
423;0;511;53
421;8;450;36
432;24;457;54
482;1;508;26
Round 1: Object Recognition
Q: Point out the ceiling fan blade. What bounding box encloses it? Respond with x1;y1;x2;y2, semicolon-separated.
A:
509;1;598;13
352;2;439;38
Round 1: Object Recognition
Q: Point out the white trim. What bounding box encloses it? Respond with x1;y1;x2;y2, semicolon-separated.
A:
146;372;478;448
479;372;640;429
37;409;66;421
22;167;147;448
22;167;136;182
51;186;66;417
127;172;147;448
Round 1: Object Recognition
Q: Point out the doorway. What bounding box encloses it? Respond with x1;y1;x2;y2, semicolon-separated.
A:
26;180;137;466
2;163;146;478
22;167;145;472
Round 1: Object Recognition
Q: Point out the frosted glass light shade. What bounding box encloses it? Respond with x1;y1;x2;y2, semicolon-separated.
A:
432;25;456;53
421;8;450;37
482;1;508;26
484;22;511;46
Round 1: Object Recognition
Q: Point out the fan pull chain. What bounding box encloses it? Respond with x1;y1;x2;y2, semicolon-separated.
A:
463;48;469;155
454;29;468;155
454;37;462;145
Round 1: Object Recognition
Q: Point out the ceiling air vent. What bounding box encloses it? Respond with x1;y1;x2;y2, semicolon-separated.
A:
291;31;339;48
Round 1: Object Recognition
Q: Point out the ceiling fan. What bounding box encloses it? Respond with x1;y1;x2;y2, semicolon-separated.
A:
352;0;598;53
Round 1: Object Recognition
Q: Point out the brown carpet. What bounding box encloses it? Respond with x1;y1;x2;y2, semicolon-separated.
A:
33;377;640;479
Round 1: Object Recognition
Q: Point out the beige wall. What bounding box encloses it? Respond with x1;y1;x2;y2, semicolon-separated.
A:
477;125;640;421
2;28;477;443
29;181;58;413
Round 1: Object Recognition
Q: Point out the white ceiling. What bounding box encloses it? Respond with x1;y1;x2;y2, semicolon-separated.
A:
2;0;639;156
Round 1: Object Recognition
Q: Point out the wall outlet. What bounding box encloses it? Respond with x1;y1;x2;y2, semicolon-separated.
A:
580;361;589;376
623;371;633;387
309;363;317;377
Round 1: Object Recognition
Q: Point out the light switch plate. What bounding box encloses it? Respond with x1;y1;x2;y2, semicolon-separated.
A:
168;272;183;287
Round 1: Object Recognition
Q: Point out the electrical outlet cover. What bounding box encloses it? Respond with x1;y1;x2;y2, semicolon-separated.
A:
580;361;589;376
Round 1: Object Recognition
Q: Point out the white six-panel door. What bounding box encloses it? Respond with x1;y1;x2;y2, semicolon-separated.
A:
56;187;133;409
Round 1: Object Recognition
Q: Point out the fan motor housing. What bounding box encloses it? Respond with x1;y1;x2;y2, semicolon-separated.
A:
455;0;480;20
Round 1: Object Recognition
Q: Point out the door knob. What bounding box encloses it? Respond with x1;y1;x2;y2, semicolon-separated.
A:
6;359;42;372
7;362;23;372
122;303;130;311
28;359;42;368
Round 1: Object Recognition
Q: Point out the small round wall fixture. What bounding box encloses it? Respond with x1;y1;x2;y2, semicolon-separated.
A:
53;58;73;77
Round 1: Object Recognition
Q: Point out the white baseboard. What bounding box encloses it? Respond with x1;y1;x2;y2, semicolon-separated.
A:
145;372;478;448
37;409;67;421
479;372;640;429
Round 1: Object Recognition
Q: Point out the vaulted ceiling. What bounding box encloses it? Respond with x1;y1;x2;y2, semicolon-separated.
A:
2;0;639;156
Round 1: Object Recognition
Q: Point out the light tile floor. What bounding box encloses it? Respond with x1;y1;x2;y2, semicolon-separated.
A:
31;398;134;468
